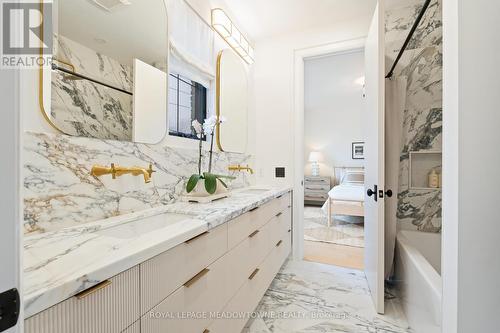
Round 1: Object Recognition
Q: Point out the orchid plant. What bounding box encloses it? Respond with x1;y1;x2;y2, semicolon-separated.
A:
186;115;235;195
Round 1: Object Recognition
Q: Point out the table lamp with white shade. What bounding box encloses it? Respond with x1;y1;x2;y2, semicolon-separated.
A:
308;151;322;176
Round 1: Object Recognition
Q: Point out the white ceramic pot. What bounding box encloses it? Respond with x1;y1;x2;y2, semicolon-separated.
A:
187;178;228;197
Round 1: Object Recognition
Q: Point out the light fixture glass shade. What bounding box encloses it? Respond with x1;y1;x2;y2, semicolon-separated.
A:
240;37;249;53
227;27;241;48
247;46;255;59
211;8;254;65
211;8;231;38
308;151;322;162
243;54;254;64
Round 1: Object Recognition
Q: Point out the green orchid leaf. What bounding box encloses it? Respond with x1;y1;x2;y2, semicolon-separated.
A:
186;174;201;193
212;174;237;180
204;173;217;194
217;177;228;188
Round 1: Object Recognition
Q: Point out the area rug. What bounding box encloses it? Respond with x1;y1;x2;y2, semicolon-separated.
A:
304;206;364;248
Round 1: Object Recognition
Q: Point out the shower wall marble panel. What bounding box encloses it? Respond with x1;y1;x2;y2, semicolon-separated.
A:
51;34;134;140
386;0;442;232
24;132;251;234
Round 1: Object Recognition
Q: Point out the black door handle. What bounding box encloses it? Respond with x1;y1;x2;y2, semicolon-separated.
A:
367;185;378;202
0;288;20;331
385;189;393;198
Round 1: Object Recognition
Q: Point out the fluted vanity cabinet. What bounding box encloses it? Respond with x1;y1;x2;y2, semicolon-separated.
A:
141;192;292;333
24;266;140;333
140;223;228;315
208;234;291;333
122;321;141;333
24;192;292;333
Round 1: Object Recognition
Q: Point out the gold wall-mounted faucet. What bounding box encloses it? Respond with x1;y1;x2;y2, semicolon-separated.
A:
228;164;254;174
91;163;155;183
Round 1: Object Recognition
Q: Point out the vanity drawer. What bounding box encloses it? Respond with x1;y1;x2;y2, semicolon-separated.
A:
25;266;140;333
223;215;278;297
277;192;292;212
272;207;292;247
141;250;231;333
207;233;291;333
228;198;281;249
140;223;227;314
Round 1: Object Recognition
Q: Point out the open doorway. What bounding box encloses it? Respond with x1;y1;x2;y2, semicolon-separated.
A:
302;49;366;270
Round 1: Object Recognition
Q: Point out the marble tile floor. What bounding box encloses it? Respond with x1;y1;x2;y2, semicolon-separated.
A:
243;260;411;333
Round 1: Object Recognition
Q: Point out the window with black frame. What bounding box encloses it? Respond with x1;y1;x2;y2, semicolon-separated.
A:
168;73;207;140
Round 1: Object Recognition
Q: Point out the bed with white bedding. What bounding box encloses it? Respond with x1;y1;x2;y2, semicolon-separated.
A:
321;168;365;227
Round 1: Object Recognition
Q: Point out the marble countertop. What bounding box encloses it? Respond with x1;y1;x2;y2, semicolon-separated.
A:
23;186;292;318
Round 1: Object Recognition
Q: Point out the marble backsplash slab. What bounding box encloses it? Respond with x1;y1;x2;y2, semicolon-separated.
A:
52;34;134;140
51;70;133;140
386;0;442;232
24;132;252;234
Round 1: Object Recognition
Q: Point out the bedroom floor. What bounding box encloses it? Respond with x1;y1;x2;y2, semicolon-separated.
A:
303;206;364;270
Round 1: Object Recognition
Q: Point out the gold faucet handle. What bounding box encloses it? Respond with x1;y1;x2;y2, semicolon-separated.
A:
147;163;156;178
110;163;116;179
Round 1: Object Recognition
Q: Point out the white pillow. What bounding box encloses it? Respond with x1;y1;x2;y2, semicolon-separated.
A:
342;170;364;184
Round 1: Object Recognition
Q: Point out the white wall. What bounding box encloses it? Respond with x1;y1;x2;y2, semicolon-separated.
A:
304;50;365;180
252;17;372;186
0;69;23;333
442;0;500;331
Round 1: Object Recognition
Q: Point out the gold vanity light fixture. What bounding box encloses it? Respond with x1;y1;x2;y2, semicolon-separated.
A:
211;8;254;64
228;164;254;174
91;163;155;183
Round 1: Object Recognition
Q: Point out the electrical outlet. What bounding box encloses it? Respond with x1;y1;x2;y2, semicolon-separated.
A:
275;167;285;178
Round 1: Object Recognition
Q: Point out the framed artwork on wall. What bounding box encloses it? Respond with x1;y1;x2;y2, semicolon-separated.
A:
352;142;365;160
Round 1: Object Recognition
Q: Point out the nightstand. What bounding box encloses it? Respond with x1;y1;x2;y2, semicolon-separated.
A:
304;176;330;206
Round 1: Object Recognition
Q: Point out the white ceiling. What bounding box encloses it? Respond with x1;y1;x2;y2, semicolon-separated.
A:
223;0;377;41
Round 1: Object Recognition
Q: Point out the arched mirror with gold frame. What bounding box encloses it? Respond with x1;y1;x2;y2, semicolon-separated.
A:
216;49;249;153
39;0;169;144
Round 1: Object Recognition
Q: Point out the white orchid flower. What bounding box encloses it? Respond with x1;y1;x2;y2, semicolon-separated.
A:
203;115;217;134
192;119;203;137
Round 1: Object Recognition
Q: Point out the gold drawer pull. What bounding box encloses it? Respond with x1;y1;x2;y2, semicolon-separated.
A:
276;212;283;217
248;268;260;280
276;240;283;247
75;280;112;300
249;230;260;238
184;268;210;288
185;231;209;244
249;206;259;212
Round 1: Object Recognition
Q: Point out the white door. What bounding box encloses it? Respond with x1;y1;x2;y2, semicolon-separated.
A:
0;67;22;332
364;0;385;314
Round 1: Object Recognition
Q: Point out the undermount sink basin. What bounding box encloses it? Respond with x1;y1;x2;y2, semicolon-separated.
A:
96;213;193;239
239;188;271;195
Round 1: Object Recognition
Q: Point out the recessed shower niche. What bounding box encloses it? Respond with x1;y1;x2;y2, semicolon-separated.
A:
409;151;442;190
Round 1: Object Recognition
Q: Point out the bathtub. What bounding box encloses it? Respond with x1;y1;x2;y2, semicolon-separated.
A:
395;230;442;333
